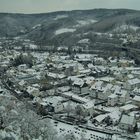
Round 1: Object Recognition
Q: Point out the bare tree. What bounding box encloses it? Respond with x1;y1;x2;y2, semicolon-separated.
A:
0;99;57;140
65;100;73;117
75;105;86;121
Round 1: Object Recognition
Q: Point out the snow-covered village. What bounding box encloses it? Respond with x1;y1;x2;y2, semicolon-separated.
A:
1;1;140;140
0;35;140;140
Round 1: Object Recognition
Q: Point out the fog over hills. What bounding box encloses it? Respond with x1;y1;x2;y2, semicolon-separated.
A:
1;8;140;46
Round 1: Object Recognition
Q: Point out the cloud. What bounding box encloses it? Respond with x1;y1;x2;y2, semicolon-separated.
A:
0;0;139;13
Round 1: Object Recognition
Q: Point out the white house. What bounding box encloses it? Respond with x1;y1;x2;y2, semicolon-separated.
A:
90;81;103;98
131;71;140;79
17;64;28;71
132;88;140;96
89;88;97;98
119;104;138;113
94;57;107;66
98;84;113;100
119;59;134;67
132;96;140;107
109;59;118;67
108;94;118;106
82;100;95;116
46;89;55;96
125;78;140;90
26;86;40;97
119;115;136;131
115;90;130;104
108;89;130;106
72;79;89;94
46;72;66;82
41;96;64;113
18;80;28;90
52;102;64;113
137;123;140;132
90;82;113;100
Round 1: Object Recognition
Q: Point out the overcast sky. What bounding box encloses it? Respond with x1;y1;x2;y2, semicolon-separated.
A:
0;0;139;13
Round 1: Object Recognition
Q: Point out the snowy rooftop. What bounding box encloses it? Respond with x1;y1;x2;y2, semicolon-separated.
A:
83;100;95;109
120;104;138;111
55;28;76;35
127;78;140;85
42;96;65;106
133;96;140;102
120;115;135;125
61;92;89;103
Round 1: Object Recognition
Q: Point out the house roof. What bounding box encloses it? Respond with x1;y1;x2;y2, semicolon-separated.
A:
100;77;114;82
133;96;140;102
61;91;89;103
47;72;66;79
79;69;91;74
127;74;134;79
18;80;26;86
90;81;103;90
27;86;39;94
108;111;121;122
83;100;95;109
88;63;94;69
131;71;140;75
83;76;95;85
103;84;113;93
112;85;121;94
120;104;138;111
120;115;135;125
73;79;88;88
94;114;108;123
115;90;127;96
133;87;140;93
42;96;64;107
108;94;118;99
128;78;140;85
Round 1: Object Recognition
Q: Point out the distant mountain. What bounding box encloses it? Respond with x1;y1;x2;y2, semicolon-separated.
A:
0;9;140;46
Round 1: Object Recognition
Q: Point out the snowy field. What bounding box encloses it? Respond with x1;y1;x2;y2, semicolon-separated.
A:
50;119;112;140
55;28;76;35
